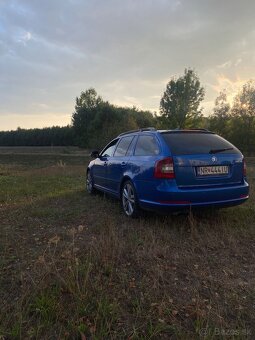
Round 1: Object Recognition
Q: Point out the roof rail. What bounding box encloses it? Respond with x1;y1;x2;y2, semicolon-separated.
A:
140;127;156;132
174;128;211;132
118;127;156;137
118;129;140;137
188;128;210;132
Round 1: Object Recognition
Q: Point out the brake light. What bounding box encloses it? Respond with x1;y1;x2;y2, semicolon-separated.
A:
154;157;175;179
243;159;247;177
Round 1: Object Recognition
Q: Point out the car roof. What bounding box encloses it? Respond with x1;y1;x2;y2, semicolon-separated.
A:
118;128;213;137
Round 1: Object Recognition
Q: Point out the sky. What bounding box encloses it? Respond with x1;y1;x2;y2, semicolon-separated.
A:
1;0;255;131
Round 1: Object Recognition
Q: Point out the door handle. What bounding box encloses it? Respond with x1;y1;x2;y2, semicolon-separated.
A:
121;162;126;167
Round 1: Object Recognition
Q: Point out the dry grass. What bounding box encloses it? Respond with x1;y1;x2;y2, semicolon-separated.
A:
0;149;254;339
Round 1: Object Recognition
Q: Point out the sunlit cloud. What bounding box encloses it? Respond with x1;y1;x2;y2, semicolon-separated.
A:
211;74;247;103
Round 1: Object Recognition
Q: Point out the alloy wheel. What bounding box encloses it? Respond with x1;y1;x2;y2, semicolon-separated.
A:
86;172;93;194
122;182;136;216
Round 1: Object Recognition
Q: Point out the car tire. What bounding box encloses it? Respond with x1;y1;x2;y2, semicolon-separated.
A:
86;171;96;194
121;180;140;218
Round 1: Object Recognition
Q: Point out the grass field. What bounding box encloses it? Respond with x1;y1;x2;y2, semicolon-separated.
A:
0;147;254;339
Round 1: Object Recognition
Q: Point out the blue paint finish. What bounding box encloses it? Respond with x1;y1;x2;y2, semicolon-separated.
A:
87;129;249;213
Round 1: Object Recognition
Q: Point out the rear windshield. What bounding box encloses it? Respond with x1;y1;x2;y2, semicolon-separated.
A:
161;132;240;155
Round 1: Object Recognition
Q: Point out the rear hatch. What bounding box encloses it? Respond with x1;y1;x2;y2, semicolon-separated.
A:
161;131;244;188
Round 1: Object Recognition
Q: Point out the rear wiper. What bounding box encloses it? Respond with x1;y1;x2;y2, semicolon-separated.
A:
209;147;233;154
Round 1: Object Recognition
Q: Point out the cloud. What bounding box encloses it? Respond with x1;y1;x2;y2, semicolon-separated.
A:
211;74;246;103
0;0;255;129
17;31;32;44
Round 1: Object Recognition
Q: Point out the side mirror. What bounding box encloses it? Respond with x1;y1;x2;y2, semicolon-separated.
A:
90;150;99;159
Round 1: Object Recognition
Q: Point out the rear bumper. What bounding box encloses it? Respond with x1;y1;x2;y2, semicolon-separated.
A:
138;180;249;212
139;196;249;212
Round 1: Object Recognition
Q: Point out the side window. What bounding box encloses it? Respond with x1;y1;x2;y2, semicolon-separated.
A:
126;136;137;156
134;135;160;156
114;136;134;157
101;139;118;157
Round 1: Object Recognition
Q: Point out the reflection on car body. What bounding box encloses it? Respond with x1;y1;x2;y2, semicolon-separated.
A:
87;128;249;217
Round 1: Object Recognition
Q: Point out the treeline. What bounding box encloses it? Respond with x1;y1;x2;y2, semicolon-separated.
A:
0;104;155;148
208;81;255;155
1;69;255;154
0;126;75;146
71;88;155;149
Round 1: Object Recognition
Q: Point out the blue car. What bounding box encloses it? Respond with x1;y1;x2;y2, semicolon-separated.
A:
86;128;249;217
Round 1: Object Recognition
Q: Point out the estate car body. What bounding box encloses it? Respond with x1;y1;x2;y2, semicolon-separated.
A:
86;128;249;217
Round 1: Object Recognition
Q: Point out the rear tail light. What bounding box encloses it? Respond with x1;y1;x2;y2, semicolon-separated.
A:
243;159;247;177
154;157;175;179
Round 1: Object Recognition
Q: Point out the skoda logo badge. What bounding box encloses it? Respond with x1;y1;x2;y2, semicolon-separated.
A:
212;156;217;162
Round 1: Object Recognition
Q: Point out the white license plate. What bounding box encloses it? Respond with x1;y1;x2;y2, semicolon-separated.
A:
197;165;229;176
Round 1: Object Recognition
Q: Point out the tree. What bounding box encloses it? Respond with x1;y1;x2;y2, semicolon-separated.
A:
83;104;156;149
232;80;255;118
72;88;103;147
230;80;255;153
159;69;205;129
71;88;156;149
209;90;231;137
208;80;255;155
75;88;103;110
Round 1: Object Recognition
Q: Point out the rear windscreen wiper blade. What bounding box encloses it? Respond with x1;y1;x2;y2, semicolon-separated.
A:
209;147;233;154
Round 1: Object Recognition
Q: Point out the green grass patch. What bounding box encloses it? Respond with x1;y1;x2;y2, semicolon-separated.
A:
0;148;254;338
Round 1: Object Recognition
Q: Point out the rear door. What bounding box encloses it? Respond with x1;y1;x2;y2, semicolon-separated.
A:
160;132;244;188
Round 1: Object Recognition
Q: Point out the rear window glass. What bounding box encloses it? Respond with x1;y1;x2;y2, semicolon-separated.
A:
161;132;239;155
134;135;160;156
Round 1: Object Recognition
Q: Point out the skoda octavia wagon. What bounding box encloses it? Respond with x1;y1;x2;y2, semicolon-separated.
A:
86;128;249;217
